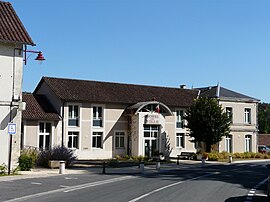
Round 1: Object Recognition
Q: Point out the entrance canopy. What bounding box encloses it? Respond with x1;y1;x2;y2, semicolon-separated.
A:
124;101;173;116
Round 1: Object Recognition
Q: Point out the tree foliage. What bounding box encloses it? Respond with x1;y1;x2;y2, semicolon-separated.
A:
258;103;270;134
185;97;231;152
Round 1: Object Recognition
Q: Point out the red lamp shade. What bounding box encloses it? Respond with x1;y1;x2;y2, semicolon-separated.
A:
35;51;45;61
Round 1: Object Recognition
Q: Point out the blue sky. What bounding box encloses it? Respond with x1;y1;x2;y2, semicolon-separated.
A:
8;0;270;102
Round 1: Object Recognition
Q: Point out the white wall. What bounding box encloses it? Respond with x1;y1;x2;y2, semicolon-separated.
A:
0;43;24;167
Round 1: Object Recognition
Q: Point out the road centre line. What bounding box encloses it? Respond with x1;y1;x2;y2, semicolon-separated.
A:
128;172;220;202
3;176;135;202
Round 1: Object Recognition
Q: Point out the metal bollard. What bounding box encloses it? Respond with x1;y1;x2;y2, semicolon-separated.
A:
156;160;160;171
229;155;233;163
177;155;180;165
102;161;106;174
201;159;206;167
59;161;65;174
139;161;144;173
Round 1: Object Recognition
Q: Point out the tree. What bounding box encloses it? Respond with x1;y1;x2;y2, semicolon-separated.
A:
258;103;270;134
185;97;231;152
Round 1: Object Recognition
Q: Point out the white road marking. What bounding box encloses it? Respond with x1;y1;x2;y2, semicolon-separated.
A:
128;172;220;202
30;182;42;185
65;177;78;180
63;176;135;193
3;176;135;202
255;193;267;197
245;177;268;202
59;185;70;188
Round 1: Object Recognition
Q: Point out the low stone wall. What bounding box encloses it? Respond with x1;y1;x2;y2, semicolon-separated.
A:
258;134;270;146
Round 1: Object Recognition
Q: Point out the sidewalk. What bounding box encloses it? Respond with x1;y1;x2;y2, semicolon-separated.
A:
0;167;87;182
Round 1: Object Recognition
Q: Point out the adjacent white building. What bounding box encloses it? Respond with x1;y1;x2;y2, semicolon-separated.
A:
0;1;35;167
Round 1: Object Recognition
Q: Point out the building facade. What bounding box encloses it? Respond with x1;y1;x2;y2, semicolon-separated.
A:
0;1;35;167
22;77;259;159
198;85;260;153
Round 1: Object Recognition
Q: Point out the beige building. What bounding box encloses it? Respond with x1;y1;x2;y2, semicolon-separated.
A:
22;77;260;159
198;85;260;153
0;1;35;168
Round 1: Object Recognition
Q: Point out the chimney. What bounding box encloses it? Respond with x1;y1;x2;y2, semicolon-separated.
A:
180;85;186;89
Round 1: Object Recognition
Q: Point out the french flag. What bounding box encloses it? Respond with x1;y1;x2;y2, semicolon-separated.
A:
155;104;160;113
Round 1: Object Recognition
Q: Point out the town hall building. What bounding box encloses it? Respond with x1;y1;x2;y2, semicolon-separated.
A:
21;77;259;159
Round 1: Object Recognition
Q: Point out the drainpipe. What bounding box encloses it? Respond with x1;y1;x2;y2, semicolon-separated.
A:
61;101;66;147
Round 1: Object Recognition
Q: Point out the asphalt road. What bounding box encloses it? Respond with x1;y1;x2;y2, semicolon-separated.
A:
0;162;269;202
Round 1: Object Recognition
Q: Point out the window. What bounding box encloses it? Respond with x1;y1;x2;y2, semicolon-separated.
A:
68;105;79;126
176;133;185;148
68;132;79;149
245;135;252;152
226;107;233;123
225;135;232;153
93;106;103;127
92;132;103;148
39;122;51;150
244;108;251;124
115;132;125;149
176;110;185;128
144;125;159;137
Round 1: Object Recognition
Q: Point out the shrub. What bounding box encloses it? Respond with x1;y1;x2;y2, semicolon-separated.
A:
255;153;262;158
115;155;122;160
208;153;219;161
0;163;7;175
218;151;230;159
50;146;77;166
37;150;52;168
37;146;77;168
107;159;119;167
20;148;39;167
233;152;242;159
18;154;33;171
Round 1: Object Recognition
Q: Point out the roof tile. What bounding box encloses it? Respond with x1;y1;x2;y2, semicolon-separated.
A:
22;92;60;120
36;77;199;107
0;1;34;45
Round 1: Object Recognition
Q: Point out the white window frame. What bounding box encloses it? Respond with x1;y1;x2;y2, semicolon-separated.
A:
68;131;79;149
92;132;103;149
176;133;185;148
244;108;251;124
115;131;125;149
38;122;51;150
225;135;232;153
226;107;233;123
176;109;185;129
68;105;80;127
245;135;252;152
92;105;104;128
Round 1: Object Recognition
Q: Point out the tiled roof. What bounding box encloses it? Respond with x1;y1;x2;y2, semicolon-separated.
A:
35;77;199;107
198;85;259;102
0;1;34;45
22;92;60;120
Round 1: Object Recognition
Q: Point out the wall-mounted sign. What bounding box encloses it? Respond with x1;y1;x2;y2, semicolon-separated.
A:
145;113;160;125
8;123;16;135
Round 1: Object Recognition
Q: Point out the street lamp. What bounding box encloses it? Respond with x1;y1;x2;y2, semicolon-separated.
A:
23;49;46;65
